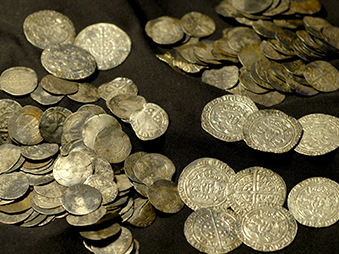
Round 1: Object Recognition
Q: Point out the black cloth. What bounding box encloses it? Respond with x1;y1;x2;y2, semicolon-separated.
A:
0;0;339;253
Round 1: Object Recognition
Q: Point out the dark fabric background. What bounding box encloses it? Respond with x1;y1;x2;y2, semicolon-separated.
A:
0;0;339;253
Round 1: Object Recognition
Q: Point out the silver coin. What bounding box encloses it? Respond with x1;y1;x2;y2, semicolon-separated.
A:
67;83;100;103
115;174;134;193
252;20;279;39
30;84;64;106
66;205;106;226
202;65;239;90
98;77;138;101
77;104;106;115
0;191;32;214
290;0;321;14
303;16;332;39
275;28;297;51
0;208;33;225
0;144;22;174
0;172;29;200
34;181;67;198
53;151;94;187
238;44;264;71
184;207;242;253
80;221;122;241
84;174;118;205
236;204;297;251
127;198;156;227
61;184;102;215
23;10;75;49
130;103;169;141
145;16;184;45
286;74;319;96
250;62;275;90
124;151;147;183
215;0;244;18
92;155;114;182
228;27;262;53
180;11;216;38
243;109;303;153
40;74;79;95
24;173;54;186
74;23;131;70
31;190;62;209
41;44;96;80
260;40;293;60
240;67;269;94
193;40;222;65
262;0;290;16
232;0;273;14
21;214;48;228
201;94;258;142
0;66;38;96
294;114;339;156
21;143;59;160
31;200;65;215
178;157;235;211
321;26;339;51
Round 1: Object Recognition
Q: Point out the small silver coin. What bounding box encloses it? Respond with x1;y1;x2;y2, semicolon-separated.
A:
30;84;64;106
303;16;332;39
41;44;96;80
180;11;216;38
61;184;102;215
84;174;118;205
0;144;22;174
260;40;293;60
21;143;59;160
74;23;131;70
92;155;114;182
0;172;29;200
262;0;290;16
66;205;106;226
98;77;138;101
127;198;156;227
232;0;273;14
202;66;239;90
79;221;122;241
67;83;100;103
215;0;244;18
40;74;79;95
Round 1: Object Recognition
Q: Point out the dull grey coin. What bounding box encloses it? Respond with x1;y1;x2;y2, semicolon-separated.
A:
74;23;131;70
61;184;102;215
23;10;75;49
0;144;22;174
31;198;65;215
67;83;100;103
30;84;64;106
66;205;107;226
202;66;239;90
0;67;38;96
145;16;184;45
127;198;156;227
21;143;59;160
84;174;118;205
232;0;273;14
180;11;216;38
250;62;275;90
265;68;293;93
20;214;48;227
193;40;222;65
275;28;297;51
41;44;96;80
98;77;138;101
40;74;79;95
0;172;29;200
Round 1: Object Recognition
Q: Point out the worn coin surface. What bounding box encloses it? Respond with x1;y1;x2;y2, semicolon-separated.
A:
180;11;216;38
23;10;75;49
21;143;59;160
290;0;321;14
98;77;138;101
201;94;258;142
0;144;22;174
34;181;67;198
201;66;239;90
66;205;106;226
321;26;339;51
178;157;235;210
40;74;79;95
124;152;147;183
228;27;261;53
84;174;118;205
127;198;156;227
30;84;64;106
232;0;273;14
74;23;131;70
243;109;303;153
0;172;29;200
184;207;242;253
288;177;339;227
67;83;100;103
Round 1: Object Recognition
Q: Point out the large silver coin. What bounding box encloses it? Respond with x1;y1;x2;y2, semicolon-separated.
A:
74;23;131;70
180;11;216;38
294;114;339;156
41;44;96;80
201;94;258;142
288;177;339;227
236;204;297;251
243;109;303;153
178;158;235;211
184;207;242;253
230;166;287;215
23;10;75;49
61;184;102;215
0;67;38;96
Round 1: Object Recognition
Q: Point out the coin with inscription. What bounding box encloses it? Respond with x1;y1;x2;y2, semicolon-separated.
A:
184;207;242;253
243;109;303;153
178;158;235;210
288;177;339;227
201;94;258;142
23;10;75;49
236;204;297;251
180;11;216;38
74;23;131;70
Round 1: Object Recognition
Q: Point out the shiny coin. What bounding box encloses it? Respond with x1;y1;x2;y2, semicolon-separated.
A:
236;204;297;251
41;44;96;80
184;207;242;253
61;184;102;215
66;205;106;227
0;67;38;96
8;105;43;145
130;102;169;141
288;177;339;227
201;94;258;142
85;174;118;205
107;94;146;121
243;109;303;153
0;144;22;174
294;114;339;156
127;198;156;227
180;11;216;38
23;10;75;49
115;174;133;193
53;151;93;187
232;0;273;14
178;157;235;211
30;84;64;106
39;106;72;144
98;77;138;101
67;83;100;103
202;66;239;90
21;143;59;160
230;166;287;215
0;172;29;200
290;0;321;14
40;74;79;95
145;16;184;45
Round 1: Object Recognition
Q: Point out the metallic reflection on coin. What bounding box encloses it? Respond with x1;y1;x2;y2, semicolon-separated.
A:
127;198;156;227
21;143;59;160
202;66;239;90
84;174;118;205
67;83;100;103
40;75;79;95
98;77;138;101
0;144;22;174
180;11;216;38
0;172;29;200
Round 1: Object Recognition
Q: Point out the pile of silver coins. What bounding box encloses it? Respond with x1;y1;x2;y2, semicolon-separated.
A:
146;0;339;107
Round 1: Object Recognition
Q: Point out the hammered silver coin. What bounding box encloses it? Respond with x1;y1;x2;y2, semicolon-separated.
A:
180;11;216;38
0;172;29;200
40;74;79;95
84;174;118;205
67;83;100;103
98;77;138;101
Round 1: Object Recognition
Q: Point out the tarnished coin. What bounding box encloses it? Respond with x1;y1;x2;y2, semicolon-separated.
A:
252;20;279;39
201;94;258;142
290;0;321;14
0;144;22;174
147;180;184;213
288;177;339;227
130;103;169;141
250;62;274;90
228;27;261;53
67;83;100;103
98;77;138;101
145;16;184;45
133;153;176;186
41;44;96;80
286;74;319;96
0;208;33;225
260;40;293;60
0;172;29;200
178;158;235;211
84;174;118;205
275;28;297;51
180;11;216;38
53;151;93;187
124;152;147;183
127;198;156;227
34;181;67;198
230;167;287;215
243;109;303;153
61;184;102;215
236;204;297;251
240;67;269;93
66;205;106;226
77;104;106;115
0;67;38;96
115;174;133;193
39;106;72;144
202;66;239;90
92;155;114;182
21;143;59;160
8;105;44;145
232;0;273;14
282;59;306;76
40;74;79;95
184;207;242;254
262;0;290;16
74;23;131;70
23;10;75;49
0;191;32;213
30;84;64;106
31;190;62;209
303;16;331;39
238;44;263;71
80;221;122;241
265;68;293;93
321;26;339;51
294;114;339;156
193;40;222;65
303;61;339;92
24;173;54;186
215;0;244;18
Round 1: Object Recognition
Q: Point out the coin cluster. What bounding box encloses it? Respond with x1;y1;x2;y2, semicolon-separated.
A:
146;0;339;107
